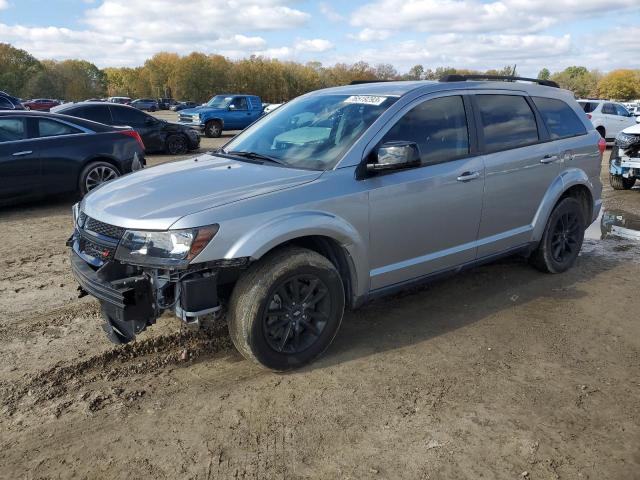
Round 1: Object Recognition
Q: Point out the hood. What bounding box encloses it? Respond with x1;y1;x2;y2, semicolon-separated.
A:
621;123;640;135
82;153;323;230
180;106;225;115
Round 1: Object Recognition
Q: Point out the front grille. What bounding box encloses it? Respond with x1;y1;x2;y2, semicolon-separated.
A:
79;236;116;261
179;114;194;123
84;217;126;240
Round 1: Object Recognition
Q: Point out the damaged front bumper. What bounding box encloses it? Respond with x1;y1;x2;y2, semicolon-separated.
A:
68;232;225;344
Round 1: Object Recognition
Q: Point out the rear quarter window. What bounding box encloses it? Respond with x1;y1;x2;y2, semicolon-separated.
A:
532;97;587;139
578;102;598;113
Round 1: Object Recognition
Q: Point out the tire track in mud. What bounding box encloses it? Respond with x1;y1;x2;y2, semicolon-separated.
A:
2;320;234;418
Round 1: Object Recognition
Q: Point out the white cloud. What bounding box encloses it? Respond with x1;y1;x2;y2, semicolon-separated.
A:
351;0;638;34
348;28;392;42
0;0;8;10
318;2;344;22
253;38;334;59
294;38;333;52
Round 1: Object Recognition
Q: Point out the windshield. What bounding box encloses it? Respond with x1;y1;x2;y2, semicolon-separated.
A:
223;94;398;170
206;95;233;108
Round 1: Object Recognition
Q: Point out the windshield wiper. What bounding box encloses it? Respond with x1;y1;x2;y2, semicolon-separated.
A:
225;150;287;166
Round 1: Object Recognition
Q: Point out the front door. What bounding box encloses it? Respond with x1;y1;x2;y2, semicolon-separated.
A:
227;97;252;129
0;116;41;201
367;94;484;290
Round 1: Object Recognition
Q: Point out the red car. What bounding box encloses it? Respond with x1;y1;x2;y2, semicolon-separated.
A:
23;98;61;112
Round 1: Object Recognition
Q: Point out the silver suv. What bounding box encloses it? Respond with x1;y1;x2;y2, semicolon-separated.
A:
69;75;603;370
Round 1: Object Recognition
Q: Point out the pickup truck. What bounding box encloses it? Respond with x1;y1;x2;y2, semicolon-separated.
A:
178;94;263;137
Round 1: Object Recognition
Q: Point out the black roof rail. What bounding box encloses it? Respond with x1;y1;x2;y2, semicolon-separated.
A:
439;74;559;88
349;79;394;85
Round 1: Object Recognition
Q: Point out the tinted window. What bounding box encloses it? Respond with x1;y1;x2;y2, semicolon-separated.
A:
578;101;598;113
381;95;469;165
37;119;82;138
614;104;630;116
0;97;14;109
0;118;26;142
231;97;248;110
112;106;147;126
532;97;587;139
82;105;112;124
602;103;616;115
476;95;539;152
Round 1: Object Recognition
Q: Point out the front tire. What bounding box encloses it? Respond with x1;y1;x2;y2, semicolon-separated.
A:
204;120;222;138
165;134;188;155
228;247;345;371
79;161;120;196
610;174;636;190
530;197;585;273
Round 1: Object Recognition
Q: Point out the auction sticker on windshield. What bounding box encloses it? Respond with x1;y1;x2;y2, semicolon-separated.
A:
344;95;387;106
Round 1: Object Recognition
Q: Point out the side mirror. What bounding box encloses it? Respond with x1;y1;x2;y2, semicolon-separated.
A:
228;104;236;110
367;141;421;173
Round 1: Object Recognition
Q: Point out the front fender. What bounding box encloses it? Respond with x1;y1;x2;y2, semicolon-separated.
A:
203;116;224;127
531;168;600;242
221;211;367;296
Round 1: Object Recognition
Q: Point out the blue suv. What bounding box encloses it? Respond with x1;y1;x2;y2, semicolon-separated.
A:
178;94;263;137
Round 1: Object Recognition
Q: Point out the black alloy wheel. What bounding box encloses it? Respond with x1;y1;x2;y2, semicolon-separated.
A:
262;274;331;354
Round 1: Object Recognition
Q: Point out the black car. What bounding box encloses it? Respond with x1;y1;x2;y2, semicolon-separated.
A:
170;101;199;112
0;91;26;110
52;102;200;155
0;111;145;205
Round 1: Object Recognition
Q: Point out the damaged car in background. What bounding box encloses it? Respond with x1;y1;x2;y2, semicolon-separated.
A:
69;76;603;371
610;123;640;190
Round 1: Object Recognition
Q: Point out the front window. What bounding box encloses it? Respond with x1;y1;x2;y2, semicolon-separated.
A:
223;94;398;170
206;95;234;108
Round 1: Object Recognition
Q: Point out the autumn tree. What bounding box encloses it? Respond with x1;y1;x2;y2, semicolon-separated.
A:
597;69;640;101
0;43;43;98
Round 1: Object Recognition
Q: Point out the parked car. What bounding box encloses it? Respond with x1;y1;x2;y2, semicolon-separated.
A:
69;76;603;370
0;110;144;205
130;98;158;112
609;123;640;190
578;99;637;140
52;102;200;155
158;98;177;110
178;94;263;137
170;101;198;112
108;96;132;105
23;98;60;112
0;91;26;110
263;103;283;114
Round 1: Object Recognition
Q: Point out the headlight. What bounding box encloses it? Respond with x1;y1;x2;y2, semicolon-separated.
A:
615;132;640;149
192;114;200;121
115;225;219;267
72;203;79;224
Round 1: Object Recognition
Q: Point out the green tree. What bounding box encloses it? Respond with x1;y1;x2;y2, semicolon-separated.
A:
0;43;42;98
537;68;551;80
551;66;599;98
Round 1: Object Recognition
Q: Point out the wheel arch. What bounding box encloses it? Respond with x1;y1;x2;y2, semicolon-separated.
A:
205;117;224;128
531;169;598;242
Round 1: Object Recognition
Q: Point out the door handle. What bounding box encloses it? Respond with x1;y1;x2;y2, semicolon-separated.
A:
12;150;33;156
540;154;557;164
457;171;480;182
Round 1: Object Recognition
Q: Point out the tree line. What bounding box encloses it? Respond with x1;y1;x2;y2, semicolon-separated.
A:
1;43;639;103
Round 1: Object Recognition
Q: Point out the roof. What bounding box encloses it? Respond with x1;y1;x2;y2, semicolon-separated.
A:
314;79;568;98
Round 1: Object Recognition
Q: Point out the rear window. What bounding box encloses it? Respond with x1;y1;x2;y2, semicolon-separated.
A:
82;105;112;124
476;95;539;152
578;101;598;113
532;97;587;139
37;119;82;138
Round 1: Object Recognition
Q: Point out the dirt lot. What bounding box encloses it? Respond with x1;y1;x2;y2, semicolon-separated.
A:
1;127;639;479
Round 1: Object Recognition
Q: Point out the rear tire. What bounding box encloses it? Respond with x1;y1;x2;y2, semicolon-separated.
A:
79;161;120;196
227;247;345;371
610;174;636;190
205;120;222;138
530;197;585;274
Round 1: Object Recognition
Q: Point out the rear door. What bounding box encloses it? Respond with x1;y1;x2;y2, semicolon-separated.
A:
601;103;621;138
111;105;163;151
0;116;41;201
474;92;559;257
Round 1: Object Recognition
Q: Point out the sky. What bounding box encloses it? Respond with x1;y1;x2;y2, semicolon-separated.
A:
0;0;639;76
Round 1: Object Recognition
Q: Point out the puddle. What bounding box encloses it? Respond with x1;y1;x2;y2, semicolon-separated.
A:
585;208;640;242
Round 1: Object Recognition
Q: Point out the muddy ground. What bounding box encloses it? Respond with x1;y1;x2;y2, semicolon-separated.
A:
1;122;639;479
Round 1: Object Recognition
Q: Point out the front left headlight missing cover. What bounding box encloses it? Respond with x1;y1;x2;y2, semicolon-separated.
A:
115;225;219;267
